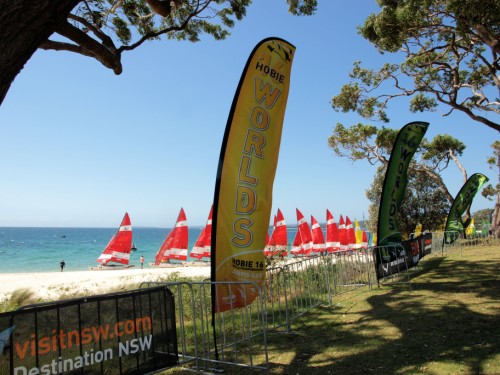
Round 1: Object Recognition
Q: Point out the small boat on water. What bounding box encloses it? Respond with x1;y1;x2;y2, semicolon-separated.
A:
90;212;135;270
182;206;212;267
150;208;187;268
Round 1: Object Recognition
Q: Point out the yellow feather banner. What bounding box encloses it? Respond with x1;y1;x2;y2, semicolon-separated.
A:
211;38;295;313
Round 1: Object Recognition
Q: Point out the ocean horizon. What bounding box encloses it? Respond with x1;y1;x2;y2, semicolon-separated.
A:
0;226;301;273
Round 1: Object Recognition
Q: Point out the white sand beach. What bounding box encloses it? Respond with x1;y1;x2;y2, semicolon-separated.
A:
0;266;211;302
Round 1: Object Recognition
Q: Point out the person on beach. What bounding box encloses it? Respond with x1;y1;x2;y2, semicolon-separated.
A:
140;256;144;269
60;259;66;272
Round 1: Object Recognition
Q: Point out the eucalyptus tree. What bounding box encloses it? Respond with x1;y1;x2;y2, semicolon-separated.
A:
331;0;500;132
0;0;317;105
365;165;450;237
482;141;500;236
328;123;472;226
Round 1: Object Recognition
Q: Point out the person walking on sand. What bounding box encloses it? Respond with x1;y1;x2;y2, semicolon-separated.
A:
140;256;144;269
60;259;66;272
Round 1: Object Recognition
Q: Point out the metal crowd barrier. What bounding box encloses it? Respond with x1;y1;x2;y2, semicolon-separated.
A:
142;280;269;374
370;244;412;287
143;248;376;373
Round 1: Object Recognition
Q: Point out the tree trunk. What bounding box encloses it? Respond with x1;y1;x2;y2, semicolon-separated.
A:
491;150;500;238
0;0;80;105
492;193;500;238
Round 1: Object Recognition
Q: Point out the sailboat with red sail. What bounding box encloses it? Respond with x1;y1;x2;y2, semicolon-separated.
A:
326;209;340;253
92;212;134;270
345;216;357;250
290;229;304;256
152;208;188;267
339;215;348;251
264;208;288;257
311;215;325;254
184;206;212;266
296;208;313;256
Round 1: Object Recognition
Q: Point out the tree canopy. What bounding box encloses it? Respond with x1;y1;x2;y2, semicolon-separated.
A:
331;0;500;132
482;141;500;236
328;123;467;203
0;0;317;105
365;165;450;237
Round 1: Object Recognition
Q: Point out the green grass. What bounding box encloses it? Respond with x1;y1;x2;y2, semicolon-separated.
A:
165;245;500;374
264;246;500;375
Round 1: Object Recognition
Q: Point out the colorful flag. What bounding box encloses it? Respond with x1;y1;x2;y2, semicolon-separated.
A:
354;218;363;248
444;173;489;243
377;122;429;247
211;38;295;312
376;121;428;279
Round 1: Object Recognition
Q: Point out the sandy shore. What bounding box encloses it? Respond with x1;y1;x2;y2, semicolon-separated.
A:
0;265;211;302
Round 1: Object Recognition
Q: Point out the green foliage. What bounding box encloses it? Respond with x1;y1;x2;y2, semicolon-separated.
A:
0;289;37;312
366;164;450;237
286;0;317;16
332;0;500;132
328;123;465;179
473;208;493;224
43;0;316;76
329;124;473;232
482;141;500;200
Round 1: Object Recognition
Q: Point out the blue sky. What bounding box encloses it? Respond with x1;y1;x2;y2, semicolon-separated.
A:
0;1;496;228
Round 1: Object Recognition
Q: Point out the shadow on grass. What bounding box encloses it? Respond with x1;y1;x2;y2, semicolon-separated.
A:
266;255;500;374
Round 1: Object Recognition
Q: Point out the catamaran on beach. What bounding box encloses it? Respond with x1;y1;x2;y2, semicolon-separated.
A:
91;212;135;270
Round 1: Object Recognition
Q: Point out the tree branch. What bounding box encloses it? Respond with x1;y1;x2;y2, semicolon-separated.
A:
55;20;122;74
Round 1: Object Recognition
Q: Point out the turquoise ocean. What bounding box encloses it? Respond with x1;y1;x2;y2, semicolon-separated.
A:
0;226;300;273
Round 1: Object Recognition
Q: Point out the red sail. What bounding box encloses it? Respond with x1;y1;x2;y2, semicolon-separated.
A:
155;208;188;264
362;230;368;249
311;215;325;253
264;208;288;256
345;216;357;250
96;212;133;265
339;215;347;251
290;229;303;256
296;208;313;255
264;215;276;256
326;209;340;252
190;206;213;260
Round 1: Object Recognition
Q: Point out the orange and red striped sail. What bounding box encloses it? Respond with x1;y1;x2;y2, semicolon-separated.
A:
97;212;133;265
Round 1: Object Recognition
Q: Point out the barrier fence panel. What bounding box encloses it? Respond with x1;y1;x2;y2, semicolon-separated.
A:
263;249;375;333
140;249;376;373
432;231;462;256
372;244;412;287
143;281;269;374
0;286;178;375
1;249;380;375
